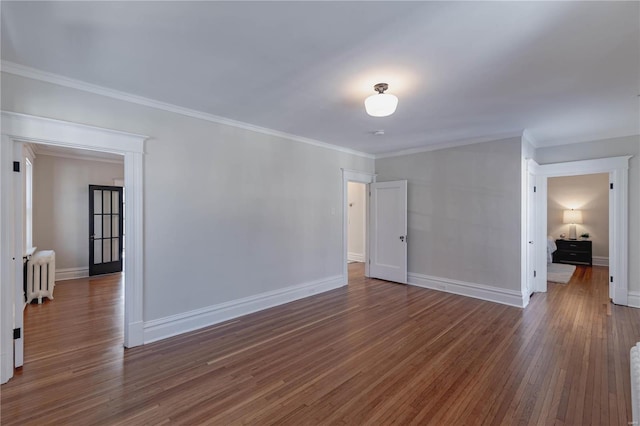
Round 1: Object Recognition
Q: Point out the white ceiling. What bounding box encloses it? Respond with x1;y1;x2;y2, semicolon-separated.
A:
2;1;639;155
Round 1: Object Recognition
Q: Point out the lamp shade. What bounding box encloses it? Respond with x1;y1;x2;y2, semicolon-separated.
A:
364;93;398;117
563;209;583;224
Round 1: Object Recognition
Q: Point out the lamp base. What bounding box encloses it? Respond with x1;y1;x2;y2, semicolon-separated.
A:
568;224;577;240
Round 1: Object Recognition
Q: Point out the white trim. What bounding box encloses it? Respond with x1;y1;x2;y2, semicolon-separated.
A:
33;148;124;165
144;275;344;344
375;131;522;159
408;272;526;308
1;112;146;384
628;291;640;309
522;129;539;149
1;61;373;160
342;169;376;282
592;256;609;267
0;136;14;384
347;252;365;263
1;112;146;153
55;267;89;281
537;156;632;177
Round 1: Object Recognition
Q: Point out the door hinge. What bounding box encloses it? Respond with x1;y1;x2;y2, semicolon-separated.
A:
13;328;21;339
533;270;537;278
368;259;371;264
533;186;536;193
369;191;371;197
610;183;613;190
13;161;20;172
610;276;613;283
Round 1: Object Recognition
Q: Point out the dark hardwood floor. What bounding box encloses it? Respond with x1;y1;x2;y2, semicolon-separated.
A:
1;264;638;425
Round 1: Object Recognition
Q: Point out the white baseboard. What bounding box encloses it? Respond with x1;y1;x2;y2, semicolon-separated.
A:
143;275;345;344
348;252;365;263
628;291;640;308
56;266;89;281
126;321;144;348
592;256;609;267
408;272;526;308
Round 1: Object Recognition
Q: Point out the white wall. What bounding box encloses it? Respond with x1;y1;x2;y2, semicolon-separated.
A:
347;182;366;262
535;135;639;293
547;173;609;258
375;137;522;293
1;72;374;323
32;153;124;272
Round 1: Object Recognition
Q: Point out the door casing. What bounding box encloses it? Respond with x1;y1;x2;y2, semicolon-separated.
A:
1;112;147;384
526;156;631;305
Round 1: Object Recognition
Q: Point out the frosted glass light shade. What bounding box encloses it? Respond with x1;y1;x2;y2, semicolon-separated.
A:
563;209;583;224
365;93;398;117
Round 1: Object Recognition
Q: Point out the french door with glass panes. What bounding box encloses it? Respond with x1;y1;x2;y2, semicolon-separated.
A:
89;185;124;276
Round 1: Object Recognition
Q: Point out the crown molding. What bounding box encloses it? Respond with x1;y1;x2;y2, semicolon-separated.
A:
521;129;539;148
1;61;374;160
374;131;524;159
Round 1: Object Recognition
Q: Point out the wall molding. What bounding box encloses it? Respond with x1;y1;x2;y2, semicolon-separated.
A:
408;272;525;308
628;292;640;309
55;267;89;281
144;275;345;344
592;256;609;267
1;61;373;160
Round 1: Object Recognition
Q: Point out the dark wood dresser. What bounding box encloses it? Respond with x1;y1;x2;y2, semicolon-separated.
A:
553;239;592;266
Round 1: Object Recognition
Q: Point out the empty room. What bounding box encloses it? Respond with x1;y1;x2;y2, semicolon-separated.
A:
1;2;639;425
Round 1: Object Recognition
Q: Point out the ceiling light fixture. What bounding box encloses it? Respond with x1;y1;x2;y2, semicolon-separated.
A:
364;83;398;117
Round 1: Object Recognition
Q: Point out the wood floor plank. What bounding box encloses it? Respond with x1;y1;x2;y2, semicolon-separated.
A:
1;264;639;425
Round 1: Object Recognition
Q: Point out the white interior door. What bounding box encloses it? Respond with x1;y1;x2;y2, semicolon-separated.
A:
369;180;407;284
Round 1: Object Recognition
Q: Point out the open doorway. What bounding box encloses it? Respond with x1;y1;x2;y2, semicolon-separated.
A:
546;173;609;294
20;144;126;368
527;156;630;306
341;169;375;285
347;182;367;283
1;112;146;384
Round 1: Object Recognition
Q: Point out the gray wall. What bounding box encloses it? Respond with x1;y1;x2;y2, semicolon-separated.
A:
547;173;609;257
375;137;523;291
2;72;374;321
33;154;124;270
536;135;639;292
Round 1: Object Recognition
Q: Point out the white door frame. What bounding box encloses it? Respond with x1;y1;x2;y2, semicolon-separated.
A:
528;156;631;305
342;169;376;282
0;112;147;384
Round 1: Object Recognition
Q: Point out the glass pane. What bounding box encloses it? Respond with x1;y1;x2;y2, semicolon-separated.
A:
112;215;119;237
94;215;102;239
93;190;102;214
103;216;112;238
112;238;120;261
94;240;102;264
103;191;111;214
112;191;119;214
103;239;111;263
